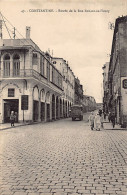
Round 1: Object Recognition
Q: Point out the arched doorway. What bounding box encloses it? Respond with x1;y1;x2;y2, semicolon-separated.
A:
63;99;65;118
56;96;59;119
65;101;67;117
40;89;45;121
60;98;62;118
46;92;50;121
68;101;69;117
33;86;39;122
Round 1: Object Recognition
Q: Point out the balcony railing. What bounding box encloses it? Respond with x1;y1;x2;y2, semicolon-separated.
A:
0;69;46;80
0;69;63;90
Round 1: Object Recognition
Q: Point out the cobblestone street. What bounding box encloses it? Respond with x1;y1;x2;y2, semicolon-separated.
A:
0;115;127;195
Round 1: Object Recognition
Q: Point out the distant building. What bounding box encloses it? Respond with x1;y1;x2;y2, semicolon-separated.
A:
52;57;75;117
74;77;83;104
82;95;96;112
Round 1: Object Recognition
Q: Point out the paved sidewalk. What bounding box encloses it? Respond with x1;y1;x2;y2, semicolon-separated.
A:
103;121;127;130
0;122;34;130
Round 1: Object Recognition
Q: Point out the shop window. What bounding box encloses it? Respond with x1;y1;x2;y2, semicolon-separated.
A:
8;88;15;97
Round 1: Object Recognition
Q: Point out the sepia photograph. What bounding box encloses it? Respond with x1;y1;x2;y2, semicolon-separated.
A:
0;0;127;194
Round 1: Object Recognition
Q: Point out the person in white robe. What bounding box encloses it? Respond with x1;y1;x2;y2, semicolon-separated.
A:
94;113;101;131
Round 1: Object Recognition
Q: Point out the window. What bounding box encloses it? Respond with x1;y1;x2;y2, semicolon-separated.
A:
40;55;44;76
3;54;10;76
32;52;38;65
13;54;20;76
8;88;15;97
53;61;56;64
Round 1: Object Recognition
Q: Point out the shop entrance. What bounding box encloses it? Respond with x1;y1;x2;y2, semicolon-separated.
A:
33;100;39;122
4;99;19;123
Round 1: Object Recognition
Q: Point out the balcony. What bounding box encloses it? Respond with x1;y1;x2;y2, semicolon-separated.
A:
0;69;47;80
0;69;63;91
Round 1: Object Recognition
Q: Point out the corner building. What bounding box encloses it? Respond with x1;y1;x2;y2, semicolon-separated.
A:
0;28;63;123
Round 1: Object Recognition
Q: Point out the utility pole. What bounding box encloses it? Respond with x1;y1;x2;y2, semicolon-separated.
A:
13;27;16;39
0;14;2;39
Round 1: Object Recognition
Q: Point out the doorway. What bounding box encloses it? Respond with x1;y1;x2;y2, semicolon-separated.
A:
4;99;19;123
33;100;39;122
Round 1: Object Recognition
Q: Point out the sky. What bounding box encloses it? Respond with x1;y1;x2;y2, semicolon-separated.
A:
0;0;127;103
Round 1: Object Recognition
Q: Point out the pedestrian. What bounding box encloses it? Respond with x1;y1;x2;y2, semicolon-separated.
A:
89;112;95;130
94;113;101;131
103;112;106;120
10;111;16;127
99;109;102;117
15;112;18;122
110;112;115;128
108;112;111;122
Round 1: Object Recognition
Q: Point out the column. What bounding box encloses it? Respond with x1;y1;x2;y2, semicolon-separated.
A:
10;56;13;77
58;98;60;119
44;102;47;122
0;57;3;77
38;96;41;122
50;94;52;121
28;86;33;122
54;96;56;120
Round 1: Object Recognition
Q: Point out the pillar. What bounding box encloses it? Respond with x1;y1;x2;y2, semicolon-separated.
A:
10;56;13;77
44;102;47;122
54;96;56;120
38;96;41;122
58;98;60;119
50;94;52;121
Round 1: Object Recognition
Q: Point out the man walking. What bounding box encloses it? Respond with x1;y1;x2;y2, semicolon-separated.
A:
10;111;16;127
110;112;116;128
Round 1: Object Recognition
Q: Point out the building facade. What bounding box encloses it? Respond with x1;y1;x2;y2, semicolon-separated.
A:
107;16;127;127
0;27;64;123
82;95;96;112
74;77;83;104
52;57;75;117
102;62;109;113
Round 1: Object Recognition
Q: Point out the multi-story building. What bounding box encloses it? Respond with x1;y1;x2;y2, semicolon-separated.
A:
102;62;109;113
74;77;83;104
0;27;63;123
52;57;75;117
107;16;127;127
82;95;96;112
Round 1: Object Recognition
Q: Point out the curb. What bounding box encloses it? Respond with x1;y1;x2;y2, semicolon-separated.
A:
0;122;42;131
103;122;127;130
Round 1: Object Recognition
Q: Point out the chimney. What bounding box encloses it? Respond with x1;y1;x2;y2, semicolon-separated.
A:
26;26;30;39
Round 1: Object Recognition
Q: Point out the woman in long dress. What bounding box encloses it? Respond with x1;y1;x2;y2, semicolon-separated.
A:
89;112;95;130
94;113;101;131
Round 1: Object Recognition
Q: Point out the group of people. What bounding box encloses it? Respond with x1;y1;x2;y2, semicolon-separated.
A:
89;109;116;130
89;110;103;131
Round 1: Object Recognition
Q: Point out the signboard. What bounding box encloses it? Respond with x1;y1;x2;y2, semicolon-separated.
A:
21;95;28;110
123;79;127;89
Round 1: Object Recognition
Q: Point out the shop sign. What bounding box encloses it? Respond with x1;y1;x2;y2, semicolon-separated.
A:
123;79;127;89
21;95;28;110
